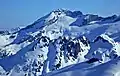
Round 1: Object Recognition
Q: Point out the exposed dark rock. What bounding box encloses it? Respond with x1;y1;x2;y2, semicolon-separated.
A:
86;58;99;64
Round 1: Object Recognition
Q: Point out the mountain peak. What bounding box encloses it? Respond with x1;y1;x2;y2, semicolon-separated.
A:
51;9;83;18
0;9;120;76
52;8;67;13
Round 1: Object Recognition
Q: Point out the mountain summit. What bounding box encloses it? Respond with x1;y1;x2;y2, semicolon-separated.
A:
0;9;120;76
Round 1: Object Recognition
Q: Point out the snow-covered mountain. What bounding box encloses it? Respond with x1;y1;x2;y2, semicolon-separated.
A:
0;9;120;76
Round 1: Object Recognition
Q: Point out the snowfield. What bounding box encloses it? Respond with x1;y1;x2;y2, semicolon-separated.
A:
0;9;120;76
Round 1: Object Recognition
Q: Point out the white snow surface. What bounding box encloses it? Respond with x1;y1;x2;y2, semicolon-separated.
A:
0;9;120;76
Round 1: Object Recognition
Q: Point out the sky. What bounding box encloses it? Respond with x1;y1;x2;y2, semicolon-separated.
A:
0;0;120;29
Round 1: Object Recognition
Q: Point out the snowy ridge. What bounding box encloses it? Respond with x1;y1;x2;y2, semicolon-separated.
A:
46;57;120;76
0;9;120;76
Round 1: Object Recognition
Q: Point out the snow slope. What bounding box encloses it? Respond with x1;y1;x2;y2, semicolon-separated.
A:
46;57;120;76
0;9;120;76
